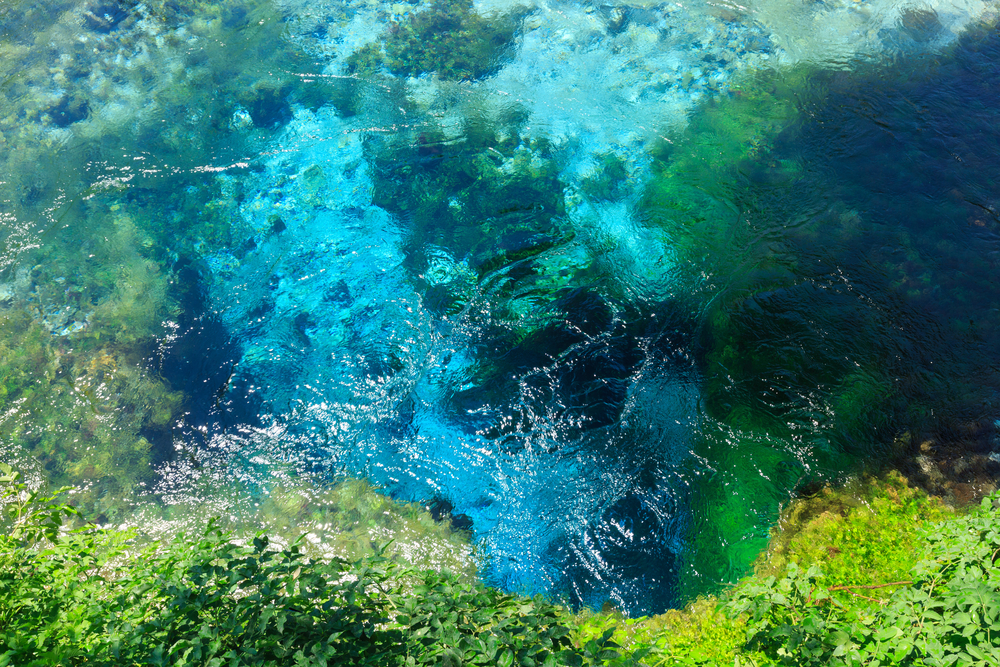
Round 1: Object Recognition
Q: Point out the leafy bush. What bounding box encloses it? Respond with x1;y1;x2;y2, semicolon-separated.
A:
7;461;1000;667
0;464;641;667
729;492;1000;666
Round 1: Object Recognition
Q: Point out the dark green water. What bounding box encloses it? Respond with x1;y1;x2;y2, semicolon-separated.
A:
0;0;998;616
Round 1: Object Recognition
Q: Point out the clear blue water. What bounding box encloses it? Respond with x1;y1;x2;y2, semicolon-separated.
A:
2;0;1000;617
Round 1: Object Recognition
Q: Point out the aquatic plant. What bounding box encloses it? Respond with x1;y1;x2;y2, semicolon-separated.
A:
636;49;1000;599
367;110;575;320
754;472;953;599
635;69;827;597
349;0;526;81
578;152;631;202
237;476;478;576
574;596;764;667
0;198;184;519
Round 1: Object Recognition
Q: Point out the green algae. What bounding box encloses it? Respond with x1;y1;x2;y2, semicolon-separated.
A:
636;66;936;599
246;477;477;575
0;203;183;519
136;473;478;578
641;54;993;603
349;0;526;81
641;69;804;306
0;0;363;522
574;596;768;666
636;70;814;598
578;152;631;202
367;108;579;321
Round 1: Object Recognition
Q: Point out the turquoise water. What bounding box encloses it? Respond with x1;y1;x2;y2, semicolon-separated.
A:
1;0;999;616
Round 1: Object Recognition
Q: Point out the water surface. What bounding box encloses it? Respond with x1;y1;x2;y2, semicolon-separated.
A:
1;0;999;615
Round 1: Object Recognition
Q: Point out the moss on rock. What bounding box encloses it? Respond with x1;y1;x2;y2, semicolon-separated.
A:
754;471;954;603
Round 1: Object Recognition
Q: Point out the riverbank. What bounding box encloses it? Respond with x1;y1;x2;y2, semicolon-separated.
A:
3;464;998;665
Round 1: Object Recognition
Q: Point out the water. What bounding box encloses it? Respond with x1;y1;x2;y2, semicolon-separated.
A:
1;0;1000;616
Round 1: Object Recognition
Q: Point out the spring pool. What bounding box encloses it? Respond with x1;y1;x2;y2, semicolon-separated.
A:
1;0;999;616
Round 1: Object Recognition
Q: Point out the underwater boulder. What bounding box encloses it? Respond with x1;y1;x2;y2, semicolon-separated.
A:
348;0;525;81
240;85;293;129
82;1;134;33
47;94;90;127
899;7;943;43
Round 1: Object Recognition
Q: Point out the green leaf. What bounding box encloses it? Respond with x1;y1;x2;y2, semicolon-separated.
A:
874;627;899;642
891;641;913;662
964;644;987;660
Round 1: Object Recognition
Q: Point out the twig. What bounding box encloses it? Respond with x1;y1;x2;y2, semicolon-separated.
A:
844;591;887;605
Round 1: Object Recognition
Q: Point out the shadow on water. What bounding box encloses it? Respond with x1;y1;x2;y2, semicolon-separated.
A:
152;259;262;457
764;25;1000;433
640;21;1000;600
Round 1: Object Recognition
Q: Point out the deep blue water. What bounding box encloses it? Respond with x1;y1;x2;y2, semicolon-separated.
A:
1;0;999;617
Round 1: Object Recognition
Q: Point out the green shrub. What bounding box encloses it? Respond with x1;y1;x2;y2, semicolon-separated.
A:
7;462;1000;667
0;465;642;666
729;491;1000;666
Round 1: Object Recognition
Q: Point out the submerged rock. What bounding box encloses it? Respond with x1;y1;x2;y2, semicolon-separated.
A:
82;1;134;33
348;0;525;80
899;7;944;42
47;94;89;127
